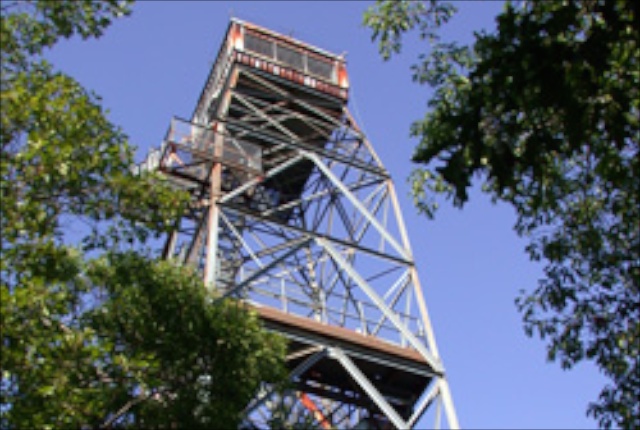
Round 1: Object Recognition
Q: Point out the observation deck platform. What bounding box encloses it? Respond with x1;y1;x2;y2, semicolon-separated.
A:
251;305;436;420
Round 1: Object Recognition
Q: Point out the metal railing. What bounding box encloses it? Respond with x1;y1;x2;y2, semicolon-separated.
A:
236;267;425;348
131;117;263;177
166;117;262;171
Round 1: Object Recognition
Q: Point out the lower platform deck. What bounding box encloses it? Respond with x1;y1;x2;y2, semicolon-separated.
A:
249;304;437;419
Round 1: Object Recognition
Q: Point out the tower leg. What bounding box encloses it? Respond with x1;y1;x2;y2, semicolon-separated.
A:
204;162;222;292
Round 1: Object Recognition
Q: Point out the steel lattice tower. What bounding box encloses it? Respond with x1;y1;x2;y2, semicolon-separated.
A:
139;19;459;429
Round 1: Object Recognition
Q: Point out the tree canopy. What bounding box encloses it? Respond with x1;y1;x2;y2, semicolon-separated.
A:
1;1;286;428
364;1;639;428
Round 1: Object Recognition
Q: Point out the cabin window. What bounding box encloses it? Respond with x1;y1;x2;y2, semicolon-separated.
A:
276;44;304;70
307;56;333;80
245;33;274;59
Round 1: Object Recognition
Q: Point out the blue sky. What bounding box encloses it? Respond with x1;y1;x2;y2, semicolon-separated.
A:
46;1;606;428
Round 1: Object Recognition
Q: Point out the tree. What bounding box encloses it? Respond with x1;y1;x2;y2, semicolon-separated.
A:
1;1;287;428
364;1;639;428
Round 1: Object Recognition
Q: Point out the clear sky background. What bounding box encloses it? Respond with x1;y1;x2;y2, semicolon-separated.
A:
45;1;606;428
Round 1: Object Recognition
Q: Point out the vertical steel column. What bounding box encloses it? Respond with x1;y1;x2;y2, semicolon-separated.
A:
203;161;222;290
202;67;240;291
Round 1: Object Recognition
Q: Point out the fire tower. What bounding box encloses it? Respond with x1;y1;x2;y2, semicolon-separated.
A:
138;19;459;429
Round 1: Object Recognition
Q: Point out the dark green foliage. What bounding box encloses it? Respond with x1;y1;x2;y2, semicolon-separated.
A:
1;251;286;428
1;1;287;428
364;1;639;428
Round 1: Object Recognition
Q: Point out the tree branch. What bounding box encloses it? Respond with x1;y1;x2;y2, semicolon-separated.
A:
101;391;154;429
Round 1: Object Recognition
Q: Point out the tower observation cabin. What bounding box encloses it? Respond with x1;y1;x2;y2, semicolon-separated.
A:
139;18;460;429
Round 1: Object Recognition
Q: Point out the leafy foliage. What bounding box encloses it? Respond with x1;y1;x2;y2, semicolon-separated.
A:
1;252;286;428
364;1;639;428
1;1;287;428
1;0;129;74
